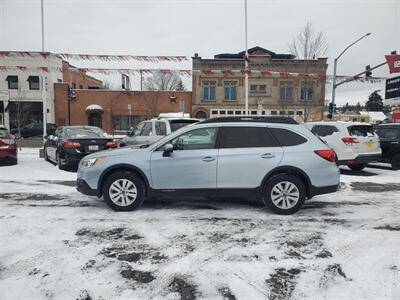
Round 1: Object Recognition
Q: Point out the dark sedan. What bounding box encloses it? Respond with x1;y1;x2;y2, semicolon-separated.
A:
44;126;117;170
11;121;56;138
0;126;17;165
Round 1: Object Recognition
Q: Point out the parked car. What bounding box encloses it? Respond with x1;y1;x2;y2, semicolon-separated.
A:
77;116;340;215
44;126;118;170
120;118;199;147
305;121;381;171
11;121;56;138
0;126;17;165
376;123;400;170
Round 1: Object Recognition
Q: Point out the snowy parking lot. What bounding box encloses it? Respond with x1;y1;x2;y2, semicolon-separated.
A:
1;149;400;300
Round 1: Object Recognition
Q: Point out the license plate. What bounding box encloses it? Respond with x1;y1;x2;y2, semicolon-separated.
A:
88;145;99;151
365;142;374;150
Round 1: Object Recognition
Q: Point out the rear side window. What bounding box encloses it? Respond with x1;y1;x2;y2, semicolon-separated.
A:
378;128;400;139
269;128;307;146
155;121;167;135
219;127;277;148
140;122;153;136
311;125;339;137
169;119;199;132
348;125;375;137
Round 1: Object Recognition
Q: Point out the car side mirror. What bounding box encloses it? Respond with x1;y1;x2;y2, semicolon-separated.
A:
53;136;59;142
48;135;54;141
162;143;174;157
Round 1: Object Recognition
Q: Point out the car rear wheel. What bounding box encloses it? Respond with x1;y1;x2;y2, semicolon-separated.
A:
348;164;365;171
102;171;145;211
391;153;400;170
263;174;306;215
56;152;67;170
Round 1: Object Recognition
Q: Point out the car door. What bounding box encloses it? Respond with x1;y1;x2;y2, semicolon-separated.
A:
150;126;219;189
377;127;400;161
217;126;283;188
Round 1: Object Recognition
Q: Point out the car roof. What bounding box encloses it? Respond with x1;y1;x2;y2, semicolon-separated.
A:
199;116;298;125
306;121;372;126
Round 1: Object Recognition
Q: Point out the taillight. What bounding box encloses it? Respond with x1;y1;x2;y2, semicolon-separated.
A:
63;140;81;149
314;149;337;163
342;137;358;145
0;138;15;145
106;140;118;149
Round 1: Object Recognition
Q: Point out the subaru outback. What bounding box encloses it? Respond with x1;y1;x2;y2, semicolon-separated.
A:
77;117;340;215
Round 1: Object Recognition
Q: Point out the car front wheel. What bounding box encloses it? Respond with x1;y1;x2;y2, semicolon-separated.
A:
102;171;145;211
263;174;306;215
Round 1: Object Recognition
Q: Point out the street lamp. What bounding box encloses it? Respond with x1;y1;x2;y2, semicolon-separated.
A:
331;32;371;119
244;0;249;115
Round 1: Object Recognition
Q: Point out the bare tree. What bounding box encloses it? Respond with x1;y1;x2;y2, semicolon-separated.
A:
11;87;31;138
144;71;185;91
143;93;160;118
288;22;328;121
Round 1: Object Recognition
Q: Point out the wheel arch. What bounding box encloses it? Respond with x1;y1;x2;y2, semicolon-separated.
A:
261;166;312;198
97;164;150;197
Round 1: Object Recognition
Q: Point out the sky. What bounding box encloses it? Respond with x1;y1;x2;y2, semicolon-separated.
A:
0;0;399;106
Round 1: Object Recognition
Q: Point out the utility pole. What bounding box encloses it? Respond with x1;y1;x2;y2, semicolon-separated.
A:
331;33;371;119
244;0;249;115
41;0;47;140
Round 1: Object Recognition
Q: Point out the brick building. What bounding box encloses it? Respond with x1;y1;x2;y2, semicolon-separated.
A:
54;84;192;133
192;46;328;121
62;61;103;90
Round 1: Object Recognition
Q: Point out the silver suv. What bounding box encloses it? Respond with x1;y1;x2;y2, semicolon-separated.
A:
77;117;340;215
120;118;199;147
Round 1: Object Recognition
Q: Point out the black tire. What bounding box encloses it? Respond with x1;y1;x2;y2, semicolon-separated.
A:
391;153;400;170
57;152;67;170
262;174;306;215
9;158;18;165
102;171;146;211
348;164;366;171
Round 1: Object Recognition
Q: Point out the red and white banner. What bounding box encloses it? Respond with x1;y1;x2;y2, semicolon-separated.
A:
0;65;388;83
0;51;188;62
385;54;400;74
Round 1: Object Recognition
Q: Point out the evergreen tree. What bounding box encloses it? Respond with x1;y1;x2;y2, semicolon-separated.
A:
365;91;384;111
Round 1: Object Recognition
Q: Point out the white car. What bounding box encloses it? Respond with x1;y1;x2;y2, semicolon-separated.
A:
120;118;199;147
305;121;381;171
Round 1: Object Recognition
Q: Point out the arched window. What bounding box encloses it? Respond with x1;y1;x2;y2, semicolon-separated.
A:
195;110;207;120
88;113;102;128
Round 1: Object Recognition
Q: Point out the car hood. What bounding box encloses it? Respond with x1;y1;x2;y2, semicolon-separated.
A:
84;146;148;159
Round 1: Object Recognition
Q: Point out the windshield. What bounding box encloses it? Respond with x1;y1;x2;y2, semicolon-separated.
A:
348;125;375;137
0;128;8;137
65;127;108;138
169;120;199;132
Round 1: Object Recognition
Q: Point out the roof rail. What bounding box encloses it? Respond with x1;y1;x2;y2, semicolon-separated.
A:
199;116;298;125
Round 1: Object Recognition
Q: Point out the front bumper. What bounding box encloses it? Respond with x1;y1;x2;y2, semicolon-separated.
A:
337;154;381;166
76;178;98;196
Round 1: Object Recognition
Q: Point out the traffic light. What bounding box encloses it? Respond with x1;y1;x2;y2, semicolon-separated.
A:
68;86;76;100
365;65;372;80
327;102;336;119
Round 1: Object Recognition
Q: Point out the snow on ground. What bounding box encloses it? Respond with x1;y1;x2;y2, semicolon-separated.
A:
0;149;400;300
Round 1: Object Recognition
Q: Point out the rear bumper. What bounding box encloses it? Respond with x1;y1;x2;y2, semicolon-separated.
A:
337;154;381;166
0;148;17;159
310;184;339;197
76;178;98;196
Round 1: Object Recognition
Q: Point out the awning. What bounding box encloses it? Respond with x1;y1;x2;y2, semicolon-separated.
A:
86;104;104;114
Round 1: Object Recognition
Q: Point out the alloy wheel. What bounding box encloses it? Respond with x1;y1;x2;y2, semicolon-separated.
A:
270;181;300;209
109;179;138;206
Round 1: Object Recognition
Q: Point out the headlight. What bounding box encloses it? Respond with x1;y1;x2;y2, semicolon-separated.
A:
81;157;104;168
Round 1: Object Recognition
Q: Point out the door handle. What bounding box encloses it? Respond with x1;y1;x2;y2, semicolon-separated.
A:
202;156;215;162
261;153;275;159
